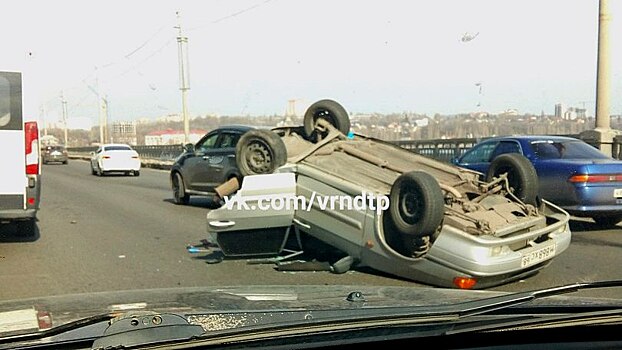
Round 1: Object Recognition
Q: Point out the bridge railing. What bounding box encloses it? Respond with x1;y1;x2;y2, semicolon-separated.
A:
67;133;622;163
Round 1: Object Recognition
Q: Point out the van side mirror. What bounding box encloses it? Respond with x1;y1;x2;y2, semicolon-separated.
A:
184;143;195;153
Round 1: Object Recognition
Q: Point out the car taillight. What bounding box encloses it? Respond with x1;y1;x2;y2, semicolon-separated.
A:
103;156;111;159
25;121;40;175
568;174;622;183
453;276;477;289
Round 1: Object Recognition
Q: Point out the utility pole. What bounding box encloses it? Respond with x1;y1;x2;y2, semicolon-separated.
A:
39;105;47;136
580;0;618;156
60;91;68;146
175;11;191;144
95;66;105;145
595;0;611;130
103;95;110;143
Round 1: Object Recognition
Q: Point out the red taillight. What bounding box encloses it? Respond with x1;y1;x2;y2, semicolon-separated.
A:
24;121;40;175
568;174;622;183
103;156;111;159
453;276;477;289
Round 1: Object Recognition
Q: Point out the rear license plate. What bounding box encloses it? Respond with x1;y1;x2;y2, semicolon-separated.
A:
521;244;556;268
614;189;622;198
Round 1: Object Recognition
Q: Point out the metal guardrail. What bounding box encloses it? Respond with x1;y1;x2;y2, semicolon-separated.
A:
68;145;184;161
67;133;622;163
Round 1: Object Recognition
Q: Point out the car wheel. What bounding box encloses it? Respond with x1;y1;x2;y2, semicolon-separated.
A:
91;165;96;175
134;170;140;176
486;153;538;206
593;215;622;227
63;160;68;165
303;99;351;140
172;172;190;205
388;171;445;237
16;219;36;237
236;129;287;176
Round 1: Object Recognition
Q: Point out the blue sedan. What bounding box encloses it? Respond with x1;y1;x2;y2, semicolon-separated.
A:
453;135;622;227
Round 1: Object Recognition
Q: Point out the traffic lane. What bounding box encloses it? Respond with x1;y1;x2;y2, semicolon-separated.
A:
0;161;416;300
0;161;220;299
2;161;622;300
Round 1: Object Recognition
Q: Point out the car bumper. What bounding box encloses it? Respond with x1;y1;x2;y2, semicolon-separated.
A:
101;160;141;172
561;184;622;217
0;209;37;220
358;200;571;289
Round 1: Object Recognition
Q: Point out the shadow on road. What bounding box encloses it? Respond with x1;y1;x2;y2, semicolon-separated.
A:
569;218;622;249
162;198;221;209
0;220;41;243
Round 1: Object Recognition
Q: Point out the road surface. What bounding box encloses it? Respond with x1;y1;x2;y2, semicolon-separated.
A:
1;160;622;300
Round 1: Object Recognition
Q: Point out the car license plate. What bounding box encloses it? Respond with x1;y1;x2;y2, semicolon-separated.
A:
614;189;622;198
521;244;556;268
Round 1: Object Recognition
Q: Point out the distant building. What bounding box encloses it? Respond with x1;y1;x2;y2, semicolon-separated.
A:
145;129;207;145
555;103;565;119
111;121;137;145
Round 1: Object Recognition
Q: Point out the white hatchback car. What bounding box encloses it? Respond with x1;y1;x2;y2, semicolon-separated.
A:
90;143;141;176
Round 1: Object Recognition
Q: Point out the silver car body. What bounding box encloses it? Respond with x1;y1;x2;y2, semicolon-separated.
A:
206;129;572;289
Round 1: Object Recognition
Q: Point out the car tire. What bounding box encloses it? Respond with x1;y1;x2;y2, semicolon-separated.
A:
91;165;96;175
486;153;538;206
134;170;140;176
303;99;351;139
236;129;287;176
593;215;622;228
172;172;190;205
388;171;445;237
16;219;36;237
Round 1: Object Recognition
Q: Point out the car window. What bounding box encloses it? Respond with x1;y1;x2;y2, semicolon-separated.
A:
196;133;219;153
218;132;241;149
490;140;521;159
104;145;132;151
460;141;498;163
530;140;611;160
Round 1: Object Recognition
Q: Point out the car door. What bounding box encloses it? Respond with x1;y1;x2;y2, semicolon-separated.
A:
184;131;220;193
203;131;243;191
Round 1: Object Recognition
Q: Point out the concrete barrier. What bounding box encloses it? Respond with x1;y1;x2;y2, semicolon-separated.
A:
68;154;174;170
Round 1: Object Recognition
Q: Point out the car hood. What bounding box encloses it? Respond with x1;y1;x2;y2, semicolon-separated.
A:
1;284;621;339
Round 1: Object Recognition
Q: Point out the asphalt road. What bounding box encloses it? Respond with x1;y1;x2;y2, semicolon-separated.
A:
2;160;622;301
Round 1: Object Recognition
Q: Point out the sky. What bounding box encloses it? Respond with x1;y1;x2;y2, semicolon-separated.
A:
2;0;621;129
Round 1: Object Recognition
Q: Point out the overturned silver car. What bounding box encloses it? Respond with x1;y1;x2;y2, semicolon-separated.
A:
204;99;571;289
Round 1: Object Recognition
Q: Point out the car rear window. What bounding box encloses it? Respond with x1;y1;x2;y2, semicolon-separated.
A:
45;146;65;152
104;146;133;151
530;140;610;160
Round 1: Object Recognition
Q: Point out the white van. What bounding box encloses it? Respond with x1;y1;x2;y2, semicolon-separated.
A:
0;71;41;236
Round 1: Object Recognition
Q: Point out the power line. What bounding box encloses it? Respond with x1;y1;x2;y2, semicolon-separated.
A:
187;0;275;31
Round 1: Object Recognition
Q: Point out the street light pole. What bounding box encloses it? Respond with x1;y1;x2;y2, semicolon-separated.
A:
61;91;68;146
175;11;191;144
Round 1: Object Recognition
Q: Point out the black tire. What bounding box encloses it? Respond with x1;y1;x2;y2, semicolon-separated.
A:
91;165;96;175
486;153;538;206
388;171;445;237
134;170;140;177
16;219;36;237
172;172;190;205
593;215;622;228
236;129;287;176
303;99;351;139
